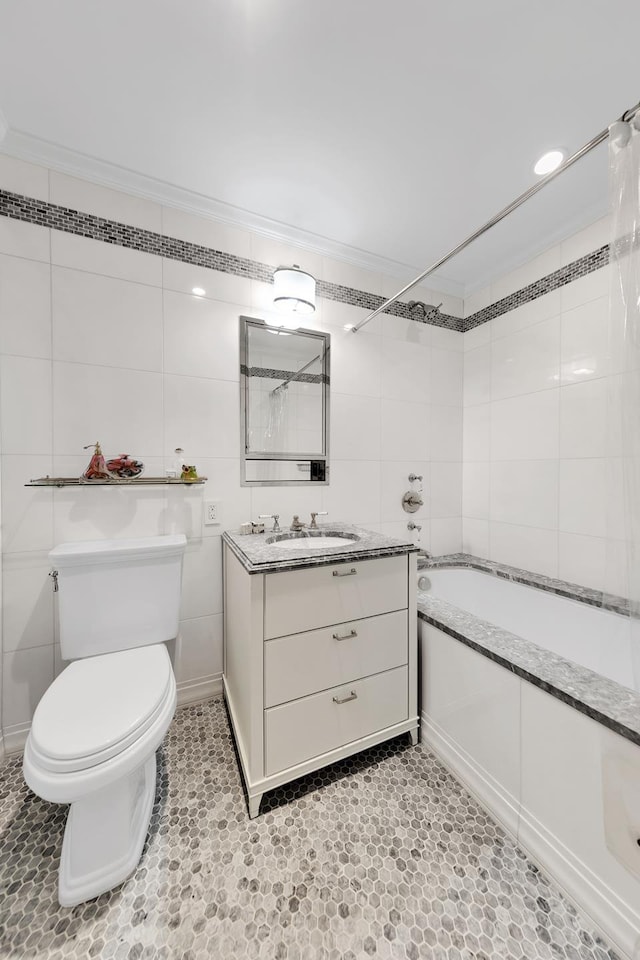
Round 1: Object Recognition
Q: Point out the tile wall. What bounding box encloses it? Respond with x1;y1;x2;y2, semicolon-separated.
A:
462;215;625;594
0;155;464;751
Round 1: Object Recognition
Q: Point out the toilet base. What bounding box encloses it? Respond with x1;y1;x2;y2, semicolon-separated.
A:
58;752;157;907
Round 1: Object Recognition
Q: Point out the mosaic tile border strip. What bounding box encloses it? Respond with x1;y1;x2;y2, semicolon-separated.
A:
0;188;465;331
464;245;609;331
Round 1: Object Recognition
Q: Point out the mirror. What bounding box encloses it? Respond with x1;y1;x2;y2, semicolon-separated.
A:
240;317;330;485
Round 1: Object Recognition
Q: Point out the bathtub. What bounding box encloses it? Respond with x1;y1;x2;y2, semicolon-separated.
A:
417;560;640;960
422;566;639;692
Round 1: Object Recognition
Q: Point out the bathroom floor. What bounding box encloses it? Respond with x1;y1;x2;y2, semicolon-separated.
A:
0;700;620;960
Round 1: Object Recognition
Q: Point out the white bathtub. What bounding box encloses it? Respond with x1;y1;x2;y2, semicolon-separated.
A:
422;567;639;693
418;565;640;959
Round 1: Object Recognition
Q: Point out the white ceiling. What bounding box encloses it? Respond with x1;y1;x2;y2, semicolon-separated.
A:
0;0;638;295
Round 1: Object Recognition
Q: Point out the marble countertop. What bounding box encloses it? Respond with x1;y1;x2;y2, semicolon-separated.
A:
223;522;418;574
417;555;640;748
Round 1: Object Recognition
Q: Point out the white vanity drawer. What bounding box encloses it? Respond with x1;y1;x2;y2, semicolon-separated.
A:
264;554;408;640
264;665;408;775
264;610;408;707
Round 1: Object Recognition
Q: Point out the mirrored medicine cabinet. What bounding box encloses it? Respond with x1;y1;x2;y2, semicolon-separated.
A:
239;316;330;486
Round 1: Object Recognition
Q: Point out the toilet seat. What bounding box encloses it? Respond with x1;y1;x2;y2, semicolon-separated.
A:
29;645;174;773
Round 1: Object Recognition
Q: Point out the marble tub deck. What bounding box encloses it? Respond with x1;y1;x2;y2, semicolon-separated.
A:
0;700;621;960
417;555;640;749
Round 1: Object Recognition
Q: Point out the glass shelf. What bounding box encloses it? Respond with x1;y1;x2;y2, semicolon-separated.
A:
26;476;208;488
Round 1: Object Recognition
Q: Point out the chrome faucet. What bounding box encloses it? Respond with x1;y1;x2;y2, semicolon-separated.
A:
290;515;306;532
259;514;281;532
310;511;328;529
407;521;422;532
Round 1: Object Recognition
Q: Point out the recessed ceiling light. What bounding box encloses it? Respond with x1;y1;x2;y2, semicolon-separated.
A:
191;286;206;296
343;323;355;331
534;150;564;176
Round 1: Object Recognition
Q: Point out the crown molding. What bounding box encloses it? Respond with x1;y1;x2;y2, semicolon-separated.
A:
0;128;465;298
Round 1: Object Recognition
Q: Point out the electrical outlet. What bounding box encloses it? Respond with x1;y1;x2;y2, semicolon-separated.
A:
204;500;222;526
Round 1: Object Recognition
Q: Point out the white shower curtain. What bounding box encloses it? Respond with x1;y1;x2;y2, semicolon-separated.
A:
607;117;640;691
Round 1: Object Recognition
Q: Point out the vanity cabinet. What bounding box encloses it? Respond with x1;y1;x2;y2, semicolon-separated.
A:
223;544;418;817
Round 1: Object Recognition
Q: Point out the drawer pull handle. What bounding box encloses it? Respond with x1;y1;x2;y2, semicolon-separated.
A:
333;629;358;641
333;691;358;704
332;568;357;578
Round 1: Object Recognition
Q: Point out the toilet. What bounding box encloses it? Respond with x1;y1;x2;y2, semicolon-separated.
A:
23;534;187;907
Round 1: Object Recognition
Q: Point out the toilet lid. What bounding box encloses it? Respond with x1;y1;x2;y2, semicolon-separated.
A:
30;645;174;770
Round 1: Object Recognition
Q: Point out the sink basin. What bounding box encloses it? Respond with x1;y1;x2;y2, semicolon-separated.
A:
266;531;360;550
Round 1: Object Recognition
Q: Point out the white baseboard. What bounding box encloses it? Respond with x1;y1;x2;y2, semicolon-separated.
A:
3;721;30;757
420;711;520;839
421;709;635;960
176;673;222;707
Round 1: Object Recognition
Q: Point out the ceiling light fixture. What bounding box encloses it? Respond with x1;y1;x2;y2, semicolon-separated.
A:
534;150;564;176
272;265;316;316
191;286;206;296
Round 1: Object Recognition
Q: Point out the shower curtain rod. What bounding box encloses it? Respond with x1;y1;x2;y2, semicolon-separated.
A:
351;99;640;334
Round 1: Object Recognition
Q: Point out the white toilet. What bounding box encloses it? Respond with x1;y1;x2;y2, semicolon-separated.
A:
23;534;187;907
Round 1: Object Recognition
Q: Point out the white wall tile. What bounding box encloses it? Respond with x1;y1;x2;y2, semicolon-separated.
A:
0;255;51;359
463;404;490;462
430;405;462;462
0;218;49;262
560;296;609;385
1;455;54;553
490;460;558;530
462;462;490;520
560;216;609;266
462;518;489;557
164;374;239;460
491;317;560;400
0;155;49;199
0;356;52;454
463;344;491;406
430;462;462;519
559;459;606;538
463;323;490;352
490;389;559;462
330;325;381;398
380;399;429;461
163;206;251;258
558;532;606;591
381;339;430;404
430;517;462;555
163;291;239;381
50;173;162;232
2;553;54;652
559;379;607;459
162;258;250;307
431;348;462;407
431;327;462;353
53;362;164;457
331;394;381;461
322;460;381;525
560;264;609;312
174;614;223;683
491;290;561;342
52;478;167;544
51;231;162;287
251;484;323;528
491;245;561;302
180;537;223;620
2;645;53;728
52;267;163;371
489;521;558;578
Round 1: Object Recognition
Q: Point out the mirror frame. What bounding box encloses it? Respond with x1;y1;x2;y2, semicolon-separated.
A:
239;316;331;486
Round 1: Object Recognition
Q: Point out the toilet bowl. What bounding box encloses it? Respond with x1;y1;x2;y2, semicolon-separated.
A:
22;535;186;907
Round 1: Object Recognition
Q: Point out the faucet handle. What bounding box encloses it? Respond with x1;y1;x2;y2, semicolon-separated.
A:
310;511;328;529
259;514;281;532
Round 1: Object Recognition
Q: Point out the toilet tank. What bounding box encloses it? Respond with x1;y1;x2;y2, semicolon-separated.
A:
50;535;187;659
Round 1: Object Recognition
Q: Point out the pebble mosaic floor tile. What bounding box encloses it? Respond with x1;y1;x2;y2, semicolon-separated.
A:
0;699;622;960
